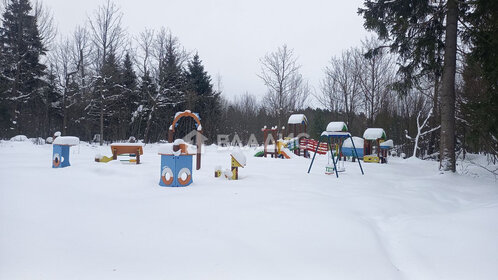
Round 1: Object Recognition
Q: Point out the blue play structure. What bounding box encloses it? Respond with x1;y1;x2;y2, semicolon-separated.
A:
307;122;364;178
52;136;79;168
341;136;365;159
52;144;71;168
159;141;193;187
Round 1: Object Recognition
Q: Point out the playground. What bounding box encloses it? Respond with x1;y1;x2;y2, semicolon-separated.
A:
1;139;498;280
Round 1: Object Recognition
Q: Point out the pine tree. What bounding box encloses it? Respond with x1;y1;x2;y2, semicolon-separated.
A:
120;52;138;138
359;0;465;172
0;0;46;136
185;52;221;140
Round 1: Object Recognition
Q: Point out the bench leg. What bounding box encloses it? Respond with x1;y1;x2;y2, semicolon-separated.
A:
136;150;140;164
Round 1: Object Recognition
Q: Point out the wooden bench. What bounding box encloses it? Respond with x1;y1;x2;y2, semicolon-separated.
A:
110;144;144;164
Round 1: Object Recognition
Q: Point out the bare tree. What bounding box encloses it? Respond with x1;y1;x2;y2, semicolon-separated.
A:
258;45;308;128
87;0;125;144
136;28;155;76
88;0;125;71
318;48;361;127
33;0;57;49
357;38;396;126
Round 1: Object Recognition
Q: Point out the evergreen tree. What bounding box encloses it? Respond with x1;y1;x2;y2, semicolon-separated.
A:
462;0;498;158
359;0;465;172
0;0;46;136
185;53;221;140
120;52;138;138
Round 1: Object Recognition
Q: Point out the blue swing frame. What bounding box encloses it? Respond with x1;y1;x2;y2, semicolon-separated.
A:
307;131;364;178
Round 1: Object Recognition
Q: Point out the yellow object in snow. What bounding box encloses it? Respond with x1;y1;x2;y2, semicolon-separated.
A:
96;155;114;163
363;155;380;163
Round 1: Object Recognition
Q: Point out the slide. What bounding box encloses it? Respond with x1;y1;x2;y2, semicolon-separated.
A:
254;151;264;157
279;148;293;159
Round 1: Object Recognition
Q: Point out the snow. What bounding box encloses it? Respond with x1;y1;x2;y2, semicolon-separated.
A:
321;131;351;137
287;114;307;125
380;139;394;148
231;149;247;166
326;121;348;132
10;135;28;141
109;142;145;147
158;143;175;155
342;136;364;148
363;128;386;140
1;140;498;279
52;136;80;146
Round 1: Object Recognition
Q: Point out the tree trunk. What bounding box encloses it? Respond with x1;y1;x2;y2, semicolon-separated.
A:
100;93;104;146
439;0;458;172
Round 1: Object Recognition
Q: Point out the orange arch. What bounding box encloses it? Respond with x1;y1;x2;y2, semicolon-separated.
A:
170;111;201;133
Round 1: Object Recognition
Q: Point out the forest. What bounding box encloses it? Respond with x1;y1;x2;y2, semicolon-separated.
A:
0;0;496;172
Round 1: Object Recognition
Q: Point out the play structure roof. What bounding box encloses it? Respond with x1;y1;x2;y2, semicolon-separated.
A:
231;149;247;167
53;136;79;146
326;121;348;132
380;139;394;149
110;142;144;147
363;128;387;140
342;136;364;148
321;131;351;138
287;114;308;125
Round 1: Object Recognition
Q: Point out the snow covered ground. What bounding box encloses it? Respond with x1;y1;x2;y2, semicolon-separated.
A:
1;140;497;280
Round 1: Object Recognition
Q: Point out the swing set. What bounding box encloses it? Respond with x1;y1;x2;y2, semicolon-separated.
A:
307;122;364;178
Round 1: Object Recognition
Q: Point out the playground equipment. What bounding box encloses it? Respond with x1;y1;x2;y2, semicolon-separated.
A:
168;110;202;170
286;114;309;157
261;126;278;158
230;150;246;180
363;128;389;163
342;136;365;160
52;136;79;168
379;139;394;163
95;143;144;164
307;122;364;178
158;139;194;187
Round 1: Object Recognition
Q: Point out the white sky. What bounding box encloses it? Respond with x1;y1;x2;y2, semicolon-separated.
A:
41;0;370;103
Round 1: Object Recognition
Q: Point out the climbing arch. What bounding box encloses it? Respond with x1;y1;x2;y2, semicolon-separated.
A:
168;110;203;170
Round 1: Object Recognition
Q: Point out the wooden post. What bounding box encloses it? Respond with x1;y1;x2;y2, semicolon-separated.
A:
136;148;140;164
112;148;117;160
168;127;174;143
196;130;202;170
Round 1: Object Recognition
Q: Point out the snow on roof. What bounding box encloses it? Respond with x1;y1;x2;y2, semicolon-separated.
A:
380;139;394;148
10;135;28;142
174;139;185;145
110;143;144;147
321;131;351;137
158;143;176;155
326;122;348;132
53;136;79;146
231;149;246;167
287;114;308;125
342;136;364;148
363;128;387;140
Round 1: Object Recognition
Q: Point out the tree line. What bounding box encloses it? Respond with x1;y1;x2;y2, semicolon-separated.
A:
0;0;496;173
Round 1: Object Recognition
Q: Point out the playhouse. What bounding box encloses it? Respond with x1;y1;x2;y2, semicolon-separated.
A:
286;114;309;157
363;128;387;163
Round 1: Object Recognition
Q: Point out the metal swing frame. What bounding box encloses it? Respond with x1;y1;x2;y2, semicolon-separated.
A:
307;132;364;178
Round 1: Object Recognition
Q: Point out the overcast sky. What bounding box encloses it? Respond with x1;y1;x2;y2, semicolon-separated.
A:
41;0;371;103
